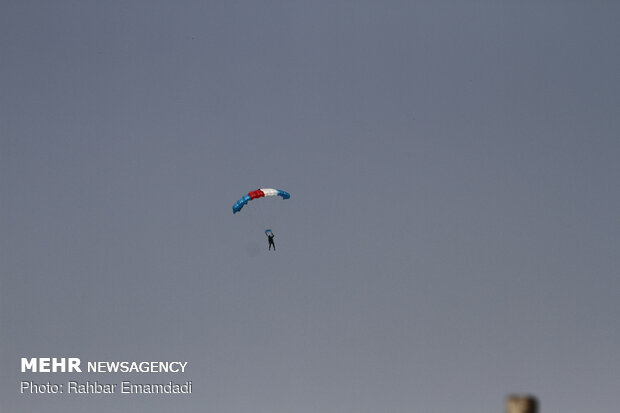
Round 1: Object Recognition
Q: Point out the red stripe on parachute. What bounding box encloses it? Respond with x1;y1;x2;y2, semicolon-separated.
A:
248;189;265;200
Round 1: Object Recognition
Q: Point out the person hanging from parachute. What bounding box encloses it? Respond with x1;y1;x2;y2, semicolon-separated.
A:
265;229;275;251
232;188;290;252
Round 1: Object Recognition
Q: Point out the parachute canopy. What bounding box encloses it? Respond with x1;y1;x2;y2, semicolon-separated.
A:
232;188;290;214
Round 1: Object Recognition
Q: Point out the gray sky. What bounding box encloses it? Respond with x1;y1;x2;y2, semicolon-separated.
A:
2;1;619;412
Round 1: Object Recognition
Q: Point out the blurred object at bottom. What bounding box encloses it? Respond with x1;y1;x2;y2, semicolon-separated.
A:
506;395;538;413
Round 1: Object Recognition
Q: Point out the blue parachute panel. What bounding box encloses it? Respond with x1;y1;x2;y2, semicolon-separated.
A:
232;194;251;214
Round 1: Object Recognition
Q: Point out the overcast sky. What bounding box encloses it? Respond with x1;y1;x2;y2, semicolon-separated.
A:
2;1;619;412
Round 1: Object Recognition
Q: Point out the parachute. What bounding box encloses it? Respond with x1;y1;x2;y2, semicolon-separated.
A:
232;188;290;214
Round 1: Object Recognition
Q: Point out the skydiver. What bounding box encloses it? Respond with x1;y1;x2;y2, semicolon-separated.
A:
267;231;276;251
